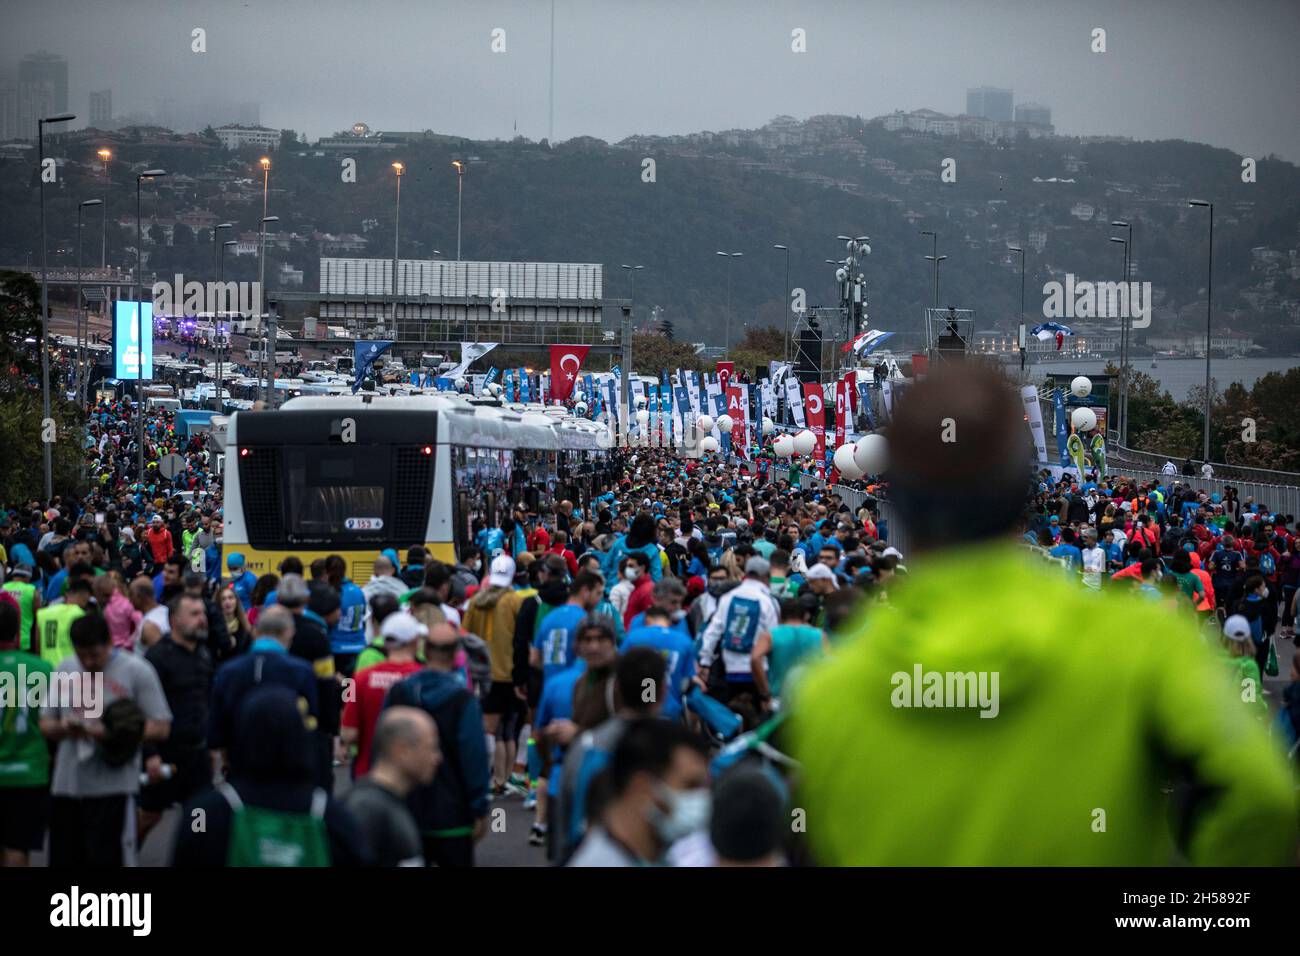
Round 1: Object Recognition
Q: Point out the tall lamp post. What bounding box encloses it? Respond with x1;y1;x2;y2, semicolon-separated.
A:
38;112;76;500
211;222;233;285
97;148;111;268
135;168;167;482
715;251;742;352
391;162;404;336
216;239;237;411
620;263;643;325
924;254;947;312
96;148;112;368
259;215;279;404
1108;232;1129;444
920;230;939;308
1008;245;1025;373
773;244;791;362
616;261;642;416
452;160;464;261
1109;220;1133;445
1189;200;1214;464
76;199;103;404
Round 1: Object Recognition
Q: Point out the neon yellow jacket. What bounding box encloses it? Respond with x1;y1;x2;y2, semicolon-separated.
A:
790;543;1296;866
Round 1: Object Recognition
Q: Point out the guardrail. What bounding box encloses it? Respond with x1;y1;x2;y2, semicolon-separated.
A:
1108;467;1300;518
1110;444;1300;488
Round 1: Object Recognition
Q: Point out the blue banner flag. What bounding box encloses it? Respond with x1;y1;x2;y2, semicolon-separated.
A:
1053;388;1070;465
353;340;394;393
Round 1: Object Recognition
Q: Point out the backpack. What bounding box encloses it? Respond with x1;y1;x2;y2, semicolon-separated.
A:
217;782;331;867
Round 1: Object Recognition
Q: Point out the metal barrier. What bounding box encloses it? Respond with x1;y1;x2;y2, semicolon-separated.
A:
1110;444;1300;488
1108;467;1300;518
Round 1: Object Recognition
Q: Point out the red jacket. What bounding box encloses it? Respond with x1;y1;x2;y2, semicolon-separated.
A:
623;575;655;629
145;526;173;563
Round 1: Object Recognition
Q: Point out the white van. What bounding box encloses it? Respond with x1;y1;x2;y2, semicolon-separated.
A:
147;396;182;413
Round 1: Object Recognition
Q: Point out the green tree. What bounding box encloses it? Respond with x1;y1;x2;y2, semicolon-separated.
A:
0;389;85;502
0;269;40;385
631;331;704;374
726;325;785;377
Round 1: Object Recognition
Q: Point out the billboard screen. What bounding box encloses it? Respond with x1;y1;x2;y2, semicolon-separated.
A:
114;301;153;380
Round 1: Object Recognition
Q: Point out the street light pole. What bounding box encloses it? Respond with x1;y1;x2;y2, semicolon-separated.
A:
773;244;790;362
620;263;643;325
135;168;167;483
211;222;233;285
1189;200;1214;463
716;251;742;352
392;162;404;336
1008;245;1025;374
920;230;939;309
76;199;103;406
259;215;279;405
1108;232;1129;443
39;112;76;500
453;161;464;261
217;239;236;412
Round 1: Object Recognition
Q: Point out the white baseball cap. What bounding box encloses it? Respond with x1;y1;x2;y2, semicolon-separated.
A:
1222;615;1252;643
805;563;839;588
380;611;428;645
488;554;517;588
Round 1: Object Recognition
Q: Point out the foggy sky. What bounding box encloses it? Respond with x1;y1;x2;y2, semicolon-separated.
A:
5;0;1298;161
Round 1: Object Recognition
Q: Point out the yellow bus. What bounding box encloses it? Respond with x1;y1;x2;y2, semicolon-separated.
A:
220;395;609;582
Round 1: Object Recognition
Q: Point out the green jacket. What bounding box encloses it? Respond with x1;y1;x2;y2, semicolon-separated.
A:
790;542;1296;866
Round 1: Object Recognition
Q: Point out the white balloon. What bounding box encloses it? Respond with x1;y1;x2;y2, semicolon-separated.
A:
833;444;864;479
793;430;817;455
1071;407;1097;432
1070;375;1092;399
636;409;650;424
716;414;734;431
701;436;719;453
575;401;589;416
773;434;795;457
697;414;714;433
853;433;889;475
761;416;774;434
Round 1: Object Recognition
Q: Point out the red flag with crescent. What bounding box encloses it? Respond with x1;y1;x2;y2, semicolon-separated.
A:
549;345;591;401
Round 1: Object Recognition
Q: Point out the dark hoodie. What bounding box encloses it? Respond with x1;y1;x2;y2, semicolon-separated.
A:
385;668;491;830
171;684;366;866
512;580;570;687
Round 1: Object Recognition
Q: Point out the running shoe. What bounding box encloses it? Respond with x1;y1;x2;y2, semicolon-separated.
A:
528;823;547;846
523;790;537;811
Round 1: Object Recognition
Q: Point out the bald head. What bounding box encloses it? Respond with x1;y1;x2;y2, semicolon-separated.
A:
889;364;1030;549
129;575;156;608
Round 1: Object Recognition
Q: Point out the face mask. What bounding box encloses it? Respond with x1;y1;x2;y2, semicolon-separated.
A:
469;560;481;572
671;609;686;623
625;567;639;581
651;785;711;845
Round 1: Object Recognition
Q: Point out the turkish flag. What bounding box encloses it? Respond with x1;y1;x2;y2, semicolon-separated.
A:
549;345;590;402
802;382;826;476
716;362;734;393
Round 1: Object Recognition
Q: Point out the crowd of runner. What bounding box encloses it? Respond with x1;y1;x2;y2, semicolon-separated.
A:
2;365;1297;867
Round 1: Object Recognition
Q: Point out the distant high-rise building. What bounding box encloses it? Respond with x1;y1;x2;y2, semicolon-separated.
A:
16;79;56;141
0;71;18;141
1015;102;1051;127
89;89;112;127
966;87;1013;123
238;101;260;126
19;52;68;113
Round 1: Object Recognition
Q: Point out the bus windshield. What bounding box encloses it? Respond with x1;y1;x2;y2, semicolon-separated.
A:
283;446;389;539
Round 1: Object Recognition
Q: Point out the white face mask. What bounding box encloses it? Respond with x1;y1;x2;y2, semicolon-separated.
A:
625;567;640;581
651;785;711;845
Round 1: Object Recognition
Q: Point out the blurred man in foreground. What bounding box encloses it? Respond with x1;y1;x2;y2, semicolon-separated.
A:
790;364;1296;865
